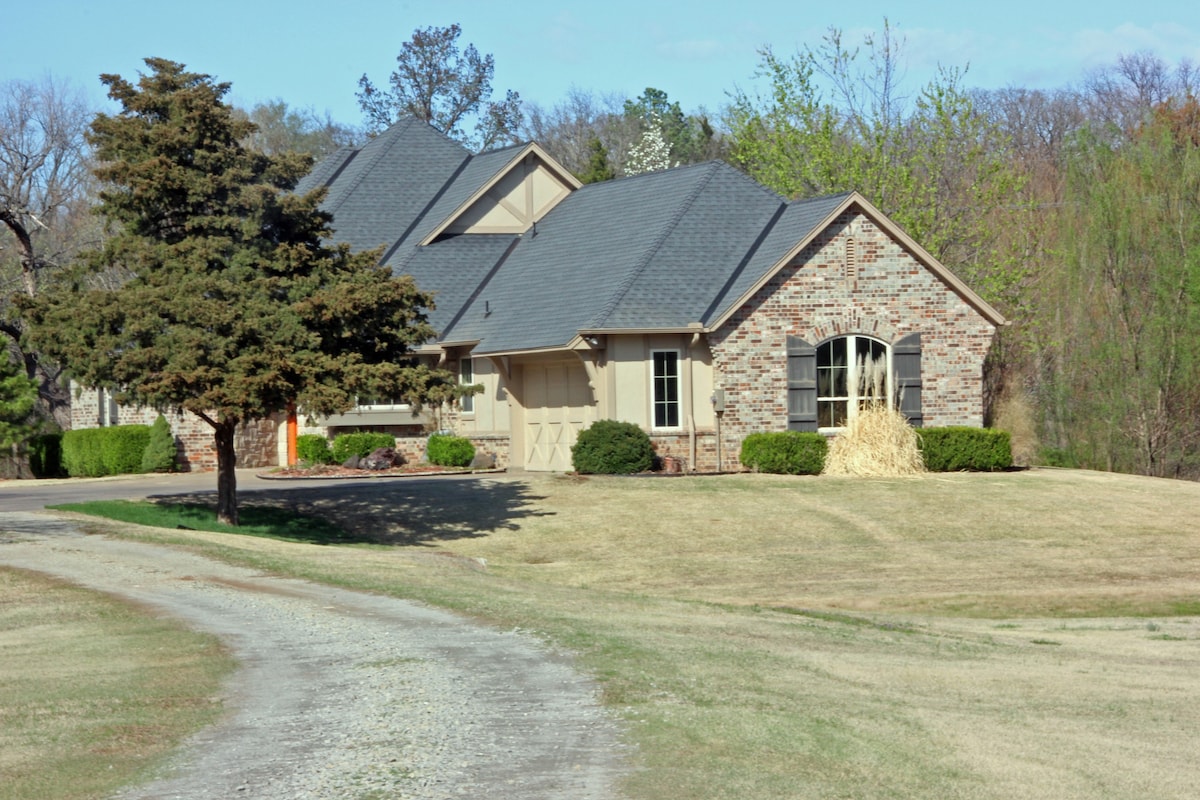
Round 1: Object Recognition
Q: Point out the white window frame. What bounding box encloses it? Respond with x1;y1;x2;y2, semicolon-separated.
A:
816;335;891;431
97;388;119;427
353;397;412;412
651;349;682;430
459;357;475;415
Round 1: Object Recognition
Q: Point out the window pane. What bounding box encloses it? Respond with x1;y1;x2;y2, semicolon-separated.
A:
818;400;848;428
831;366;847;397
829;338;847;367
652;351;680;428
459;358;474;414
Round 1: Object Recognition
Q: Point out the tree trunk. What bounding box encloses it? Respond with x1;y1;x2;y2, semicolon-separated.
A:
27;352;71;430
214;420;239;526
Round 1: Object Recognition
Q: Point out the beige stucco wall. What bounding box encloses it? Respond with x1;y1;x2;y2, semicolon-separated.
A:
453;356;510;435
607;333;716;430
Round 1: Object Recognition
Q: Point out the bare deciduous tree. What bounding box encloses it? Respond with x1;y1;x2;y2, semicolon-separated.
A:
356;24;522;151
233;100;362;159
521;88;640;176
0;75;93;429
1084;51;1196;135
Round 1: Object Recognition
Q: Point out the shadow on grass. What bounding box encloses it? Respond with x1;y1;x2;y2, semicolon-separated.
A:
148;476;553;546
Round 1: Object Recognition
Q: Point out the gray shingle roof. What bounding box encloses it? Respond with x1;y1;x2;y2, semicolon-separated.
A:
317;118;472;253
305;118;871;354
387;233;517;335
701;192;853;325
444;162;818;353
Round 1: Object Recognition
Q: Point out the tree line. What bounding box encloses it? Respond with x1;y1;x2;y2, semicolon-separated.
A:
3;21;1200;483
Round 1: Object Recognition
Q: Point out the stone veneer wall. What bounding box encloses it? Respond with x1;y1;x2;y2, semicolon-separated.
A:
707;210;997;470
70;386;281;471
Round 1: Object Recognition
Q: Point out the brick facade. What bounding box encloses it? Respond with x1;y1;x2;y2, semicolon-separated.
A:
706;211;997;470
70;385;281;472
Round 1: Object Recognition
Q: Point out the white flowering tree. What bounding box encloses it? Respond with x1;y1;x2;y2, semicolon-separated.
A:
623;112;674;175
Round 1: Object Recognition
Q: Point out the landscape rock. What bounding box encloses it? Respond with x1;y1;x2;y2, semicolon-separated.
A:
362;447;401;470
470;451;496;470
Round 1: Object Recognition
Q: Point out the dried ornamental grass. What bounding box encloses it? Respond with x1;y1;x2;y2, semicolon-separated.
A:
823;403;925;477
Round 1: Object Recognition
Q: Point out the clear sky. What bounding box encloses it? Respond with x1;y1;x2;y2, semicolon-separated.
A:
4;1;1199;124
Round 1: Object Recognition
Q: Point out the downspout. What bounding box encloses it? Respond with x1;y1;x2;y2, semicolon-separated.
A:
286;402;298;466
687;331;701;472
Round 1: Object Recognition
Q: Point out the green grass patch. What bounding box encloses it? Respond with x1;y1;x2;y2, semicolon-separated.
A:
49;500;353;544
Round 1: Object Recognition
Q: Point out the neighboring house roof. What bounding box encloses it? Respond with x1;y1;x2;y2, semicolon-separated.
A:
303;119;1005;356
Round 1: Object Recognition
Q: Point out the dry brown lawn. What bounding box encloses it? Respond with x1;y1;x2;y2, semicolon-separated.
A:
443;468;1200;618
0;568;233;800
51;467;1200;799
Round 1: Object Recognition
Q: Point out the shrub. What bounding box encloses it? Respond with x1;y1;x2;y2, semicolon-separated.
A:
739;431;827;475
140;414;177;473
571;419;653;474
823;405;924;477
102;425;152;476
426;433;475;467
331;432;395;463
916;427;1013;472
62;428;107;477
62;425;151;478
27;432;64;478
296;434;334;465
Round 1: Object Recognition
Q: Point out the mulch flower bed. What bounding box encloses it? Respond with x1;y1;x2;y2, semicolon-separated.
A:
262;463;488;480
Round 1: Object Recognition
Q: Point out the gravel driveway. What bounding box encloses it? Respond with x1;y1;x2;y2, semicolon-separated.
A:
0;510;628;799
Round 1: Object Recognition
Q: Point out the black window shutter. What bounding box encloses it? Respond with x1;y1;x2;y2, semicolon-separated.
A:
893;332;923;427
786;336;818;431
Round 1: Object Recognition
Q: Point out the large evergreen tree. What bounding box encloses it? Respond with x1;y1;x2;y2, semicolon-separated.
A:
0;351;38;451
23;58;464;523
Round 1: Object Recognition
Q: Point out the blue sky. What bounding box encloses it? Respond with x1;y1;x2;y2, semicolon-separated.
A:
4;1;1199;124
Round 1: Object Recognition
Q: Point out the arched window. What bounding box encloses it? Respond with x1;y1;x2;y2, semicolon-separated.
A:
816;335;889;429
786;333;922;431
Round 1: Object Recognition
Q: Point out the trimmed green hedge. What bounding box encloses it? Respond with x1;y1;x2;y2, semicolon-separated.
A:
62;425;152;478
331;432;396;463
427;433;475;467
739;431;828;475
296;434;334;465
916;427;1013;472
102;425;152;475
571;419;653;474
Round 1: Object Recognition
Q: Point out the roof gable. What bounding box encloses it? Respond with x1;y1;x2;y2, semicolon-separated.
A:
420;143;580;244
702;192;1007;330
297;118;1005;355
311;119;472;253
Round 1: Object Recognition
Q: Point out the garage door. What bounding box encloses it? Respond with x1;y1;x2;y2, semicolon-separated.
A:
523;362;594;471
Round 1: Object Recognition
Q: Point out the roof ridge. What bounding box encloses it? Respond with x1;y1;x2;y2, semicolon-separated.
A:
590;162;720;328
322;118;415;217
378;150;474;263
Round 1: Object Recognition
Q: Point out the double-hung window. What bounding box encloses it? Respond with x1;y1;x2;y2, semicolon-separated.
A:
652;350;681;428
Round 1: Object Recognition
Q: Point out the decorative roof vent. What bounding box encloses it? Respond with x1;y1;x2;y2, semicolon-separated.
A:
845;235;858;290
